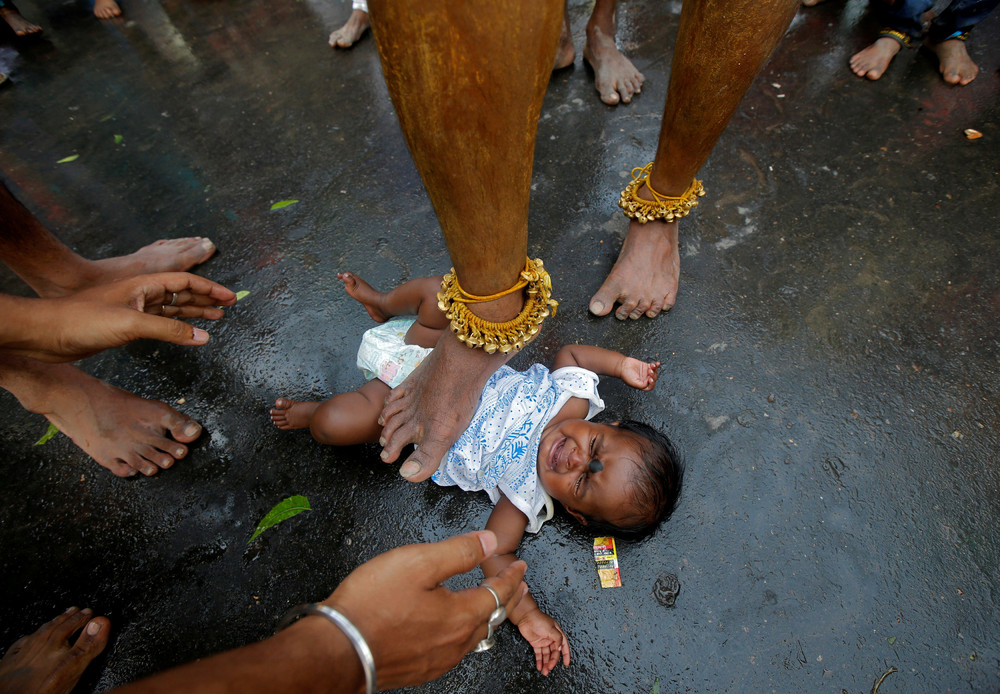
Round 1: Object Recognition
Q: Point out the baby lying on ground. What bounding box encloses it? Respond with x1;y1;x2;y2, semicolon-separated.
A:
271;273;684;675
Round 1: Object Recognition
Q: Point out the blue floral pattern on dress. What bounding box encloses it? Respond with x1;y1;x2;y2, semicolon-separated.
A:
432;364;605;533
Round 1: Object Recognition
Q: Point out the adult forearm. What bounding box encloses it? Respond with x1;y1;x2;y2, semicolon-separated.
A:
110;619;364;694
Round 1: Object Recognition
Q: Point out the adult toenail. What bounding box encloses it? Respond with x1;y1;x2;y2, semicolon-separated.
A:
162;459;173;468
144;466;157;475
65;606;78;613
176;448;185;457
400;461;420;478
82;608;93;615
380;450;389;461
201;238;215;250
589;301;605;314
377;417;384;426
378;437;386;446
87;621;103;635
127;469;139;477
183;422;201;437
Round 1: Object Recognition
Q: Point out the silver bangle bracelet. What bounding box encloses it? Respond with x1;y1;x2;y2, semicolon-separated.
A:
277;603;377;694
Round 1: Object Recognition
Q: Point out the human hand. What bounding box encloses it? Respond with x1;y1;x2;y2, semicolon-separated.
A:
621;357;660;391
516;609;571;676
2;273;237;362
322;531;528;690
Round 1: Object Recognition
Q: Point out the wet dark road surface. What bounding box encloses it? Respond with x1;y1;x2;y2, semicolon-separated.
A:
1;0;998;691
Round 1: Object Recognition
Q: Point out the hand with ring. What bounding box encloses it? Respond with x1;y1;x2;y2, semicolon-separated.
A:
316;531;527;691
0;272;237;362
472;584;507;652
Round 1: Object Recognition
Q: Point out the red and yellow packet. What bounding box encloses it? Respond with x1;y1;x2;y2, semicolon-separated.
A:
593;536;622;588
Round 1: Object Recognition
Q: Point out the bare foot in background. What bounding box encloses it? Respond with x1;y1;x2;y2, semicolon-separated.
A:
329;9;369;48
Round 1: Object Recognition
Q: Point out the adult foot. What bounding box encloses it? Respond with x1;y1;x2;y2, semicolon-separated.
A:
32;237;216;298
582;20;643;105
338;272;389;323
849;36;902;80
329;9;369;48
93;0;121;19
378;333;511;481
554;13;575;70
590;217;680;319
931;39;979;85
0;5;42;36
4;358;202;477
0;607;109;694
269;398;320;430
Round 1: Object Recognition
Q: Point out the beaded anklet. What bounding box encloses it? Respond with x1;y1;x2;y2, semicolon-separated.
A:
437;257;557;354
618;162;706;224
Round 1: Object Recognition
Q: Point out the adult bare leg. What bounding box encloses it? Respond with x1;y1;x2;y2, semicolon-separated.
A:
367;0;562;480
590;0;799;319
0;181;214;298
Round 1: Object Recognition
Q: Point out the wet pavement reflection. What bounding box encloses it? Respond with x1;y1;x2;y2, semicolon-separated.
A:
1;0;998;691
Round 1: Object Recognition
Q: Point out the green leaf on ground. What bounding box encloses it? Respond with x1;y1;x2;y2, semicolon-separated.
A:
235;290;250;301
114;134;123;144
248;495;311;544
34;423;59;446
651;678;660;694
270;200;298;211
57;155;79;163
887;636;896;645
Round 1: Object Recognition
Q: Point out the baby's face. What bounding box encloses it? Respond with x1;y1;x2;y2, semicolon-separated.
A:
536;418;644;527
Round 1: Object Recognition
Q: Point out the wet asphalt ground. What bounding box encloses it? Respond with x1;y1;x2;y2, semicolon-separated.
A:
1;0;998;692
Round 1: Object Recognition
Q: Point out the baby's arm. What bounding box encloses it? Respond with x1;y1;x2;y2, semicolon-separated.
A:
552;344;660;391
482;497;571;676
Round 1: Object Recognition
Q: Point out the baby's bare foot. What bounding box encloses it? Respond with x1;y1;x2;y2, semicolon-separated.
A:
590;217;680;319
338;272;389;323
0;5;42;35
93;0;121;19
583;22;643;105
849;36;902;80
270;398;321;430
0;607;110;694
329;9;369;48
3;357;202;477
931;39;979;85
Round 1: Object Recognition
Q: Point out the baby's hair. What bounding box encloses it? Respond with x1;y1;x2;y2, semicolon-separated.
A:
583;419;684;541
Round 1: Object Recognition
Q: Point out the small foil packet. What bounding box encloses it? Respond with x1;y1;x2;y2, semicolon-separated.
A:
593;536;622;588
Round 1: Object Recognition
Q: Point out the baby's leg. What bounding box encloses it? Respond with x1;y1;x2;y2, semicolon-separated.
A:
308;379;388;445
339;272;447;348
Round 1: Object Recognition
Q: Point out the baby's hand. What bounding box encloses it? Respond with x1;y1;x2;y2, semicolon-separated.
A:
621;358;660;391
517;610;571;676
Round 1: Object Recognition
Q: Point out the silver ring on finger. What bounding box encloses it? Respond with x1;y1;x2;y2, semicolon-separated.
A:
168;292;179;306
473;583;507;652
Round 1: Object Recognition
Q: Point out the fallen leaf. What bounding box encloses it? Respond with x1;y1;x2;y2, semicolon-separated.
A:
887;636;896;645
176;397;186;405
114;134;123;144
651;679;660;694
248;495;311;544
235;290;250;301
34;423;60;446
964;129;982;140
57;155;79;164
270;200;299;211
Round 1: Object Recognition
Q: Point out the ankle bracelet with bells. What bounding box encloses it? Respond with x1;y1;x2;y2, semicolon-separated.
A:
618;162;706;224
437;258;557;355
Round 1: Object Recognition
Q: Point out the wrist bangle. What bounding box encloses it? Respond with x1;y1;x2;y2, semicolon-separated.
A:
277;603;376;694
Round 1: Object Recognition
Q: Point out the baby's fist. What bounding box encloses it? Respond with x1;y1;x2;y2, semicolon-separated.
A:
622;358;660;391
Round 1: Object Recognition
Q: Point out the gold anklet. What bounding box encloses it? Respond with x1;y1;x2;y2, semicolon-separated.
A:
618;163;706;224
437;258;557;354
